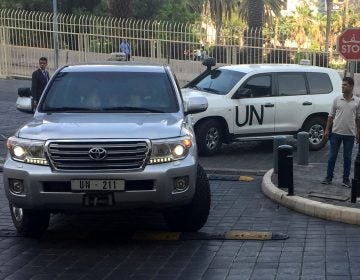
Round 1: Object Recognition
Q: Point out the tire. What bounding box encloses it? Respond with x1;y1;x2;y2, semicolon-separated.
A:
196;119;223;156
163;165;211;232
9;204;50;237
302;116;327;151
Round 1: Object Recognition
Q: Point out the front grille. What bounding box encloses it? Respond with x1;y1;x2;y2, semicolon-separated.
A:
46;140;150;171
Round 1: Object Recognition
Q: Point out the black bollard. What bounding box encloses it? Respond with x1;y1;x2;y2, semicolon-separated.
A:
278;145;294;196
351;147;360;203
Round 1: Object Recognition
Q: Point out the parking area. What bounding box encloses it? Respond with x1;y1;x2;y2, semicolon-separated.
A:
1;78;360;280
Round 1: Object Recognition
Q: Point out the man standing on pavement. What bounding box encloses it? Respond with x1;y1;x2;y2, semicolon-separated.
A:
31;57;50;107
119;38;131;61
322;77;360;187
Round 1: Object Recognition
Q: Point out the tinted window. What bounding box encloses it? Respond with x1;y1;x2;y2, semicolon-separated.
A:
278;73;307;96
241;74;272;98
189;69;246;95
42;71;179;113
306;72;333;94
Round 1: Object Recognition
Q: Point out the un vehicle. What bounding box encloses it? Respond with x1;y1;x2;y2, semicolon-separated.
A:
182;59;342;156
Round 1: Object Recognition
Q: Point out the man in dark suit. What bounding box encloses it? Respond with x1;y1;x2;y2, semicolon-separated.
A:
31;57;50;106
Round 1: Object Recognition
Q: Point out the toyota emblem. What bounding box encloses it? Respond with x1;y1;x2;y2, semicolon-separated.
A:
88;147;107;160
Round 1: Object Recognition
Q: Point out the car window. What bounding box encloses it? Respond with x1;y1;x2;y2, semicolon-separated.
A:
189;69;246;95
306;72;333;94
42;71;179;113
241;74;272;98
278;73;308;96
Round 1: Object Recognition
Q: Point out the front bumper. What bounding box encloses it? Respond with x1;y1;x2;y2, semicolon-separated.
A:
3;156;197;211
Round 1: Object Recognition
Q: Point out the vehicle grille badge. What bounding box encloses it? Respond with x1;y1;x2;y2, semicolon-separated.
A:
88;147;107;160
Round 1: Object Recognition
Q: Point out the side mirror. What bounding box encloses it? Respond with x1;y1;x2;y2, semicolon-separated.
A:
16;88;33;113
231;88;251;99
184;96;208;115
202;57;216;71
18;87;31;97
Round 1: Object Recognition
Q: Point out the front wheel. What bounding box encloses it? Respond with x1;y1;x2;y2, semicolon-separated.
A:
9;204;50;237
196;119;223;156
302;117;327;151
163;165;210;232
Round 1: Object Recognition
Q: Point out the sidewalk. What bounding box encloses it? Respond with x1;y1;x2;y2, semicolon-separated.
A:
261;145;360;225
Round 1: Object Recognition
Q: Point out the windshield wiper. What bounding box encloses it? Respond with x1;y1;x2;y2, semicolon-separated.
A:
189;85;203;91
202;87;223;94
103;106;164;113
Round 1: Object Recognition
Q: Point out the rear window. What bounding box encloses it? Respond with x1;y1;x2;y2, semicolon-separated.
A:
41;71;179;113
306;72;333;94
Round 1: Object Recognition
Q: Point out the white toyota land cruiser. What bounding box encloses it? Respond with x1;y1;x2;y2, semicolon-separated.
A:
182;59;342;156
4;63;210;237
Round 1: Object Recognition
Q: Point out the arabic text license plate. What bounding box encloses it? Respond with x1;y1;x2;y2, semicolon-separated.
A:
71;180;125;191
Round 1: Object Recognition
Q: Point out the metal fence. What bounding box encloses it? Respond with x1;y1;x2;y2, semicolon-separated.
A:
0;8;356;84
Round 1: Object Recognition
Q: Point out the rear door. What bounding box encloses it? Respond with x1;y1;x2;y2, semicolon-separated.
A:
274;72;314;133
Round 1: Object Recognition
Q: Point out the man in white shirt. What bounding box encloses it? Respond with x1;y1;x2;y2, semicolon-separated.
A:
322;77;360;187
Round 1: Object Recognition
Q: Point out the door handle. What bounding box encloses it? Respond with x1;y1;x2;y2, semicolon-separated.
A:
264;103;274;107
302;101;312;106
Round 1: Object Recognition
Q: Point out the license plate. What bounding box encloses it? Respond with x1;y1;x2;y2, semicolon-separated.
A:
71;180;125;191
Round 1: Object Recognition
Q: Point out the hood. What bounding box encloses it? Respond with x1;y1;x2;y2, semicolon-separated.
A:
181;87;208;98
17;113;184;140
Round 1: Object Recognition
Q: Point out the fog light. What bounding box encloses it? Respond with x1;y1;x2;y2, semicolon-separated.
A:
173;176;189;192
8;179;25;195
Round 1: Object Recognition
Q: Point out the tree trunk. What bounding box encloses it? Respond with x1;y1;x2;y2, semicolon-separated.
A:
325;0;332;51
246;0;264;63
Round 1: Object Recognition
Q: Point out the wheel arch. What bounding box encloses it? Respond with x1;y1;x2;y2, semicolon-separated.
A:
194;116;230;142
300;112;328;131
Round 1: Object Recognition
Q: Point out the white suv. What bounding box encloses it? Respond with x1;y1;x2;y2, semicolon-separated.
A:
182;60;342;156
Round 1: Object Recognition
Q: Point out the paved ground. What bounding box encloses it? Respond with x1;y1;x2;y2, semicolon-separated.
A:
2;78;360;279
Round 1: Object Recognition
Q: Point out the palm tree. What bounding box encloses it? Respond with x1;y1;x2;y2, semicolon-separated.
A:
204;0;234;43
325;0;332;52
107;0;131;19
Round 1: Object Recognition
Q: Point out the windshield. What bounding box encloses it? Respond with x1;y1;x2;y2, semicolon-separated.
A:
188;69;246;95
41;71;179;113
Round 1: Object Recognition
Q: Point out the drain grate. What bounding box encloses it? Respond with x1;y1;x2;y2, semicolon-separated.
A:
308;192;349;201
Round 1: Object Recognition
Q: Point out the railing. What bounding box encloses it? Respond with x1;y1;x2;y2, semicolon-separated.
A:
0;9;356;85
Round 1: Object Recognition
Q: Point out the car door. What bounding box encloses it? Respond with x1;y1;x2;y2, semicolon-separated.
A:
274;72;314;133
233;73;276;135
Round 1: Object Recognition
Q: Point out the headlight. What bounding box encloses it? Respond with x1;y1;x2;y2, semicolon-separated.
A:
6;137;48;166
149;136;192;164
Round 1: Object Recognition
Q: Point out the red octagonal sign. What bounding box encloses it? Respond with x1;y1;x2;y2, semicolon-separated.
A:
337;28;360;60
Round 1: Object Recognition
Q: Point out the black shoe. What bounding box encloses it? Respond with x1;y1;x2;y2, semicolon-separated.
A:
321;177;332;184
342;179;351;188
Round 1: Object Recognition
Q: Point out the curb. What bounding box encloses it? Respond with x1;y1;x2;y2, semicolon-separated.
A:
262;169;360;225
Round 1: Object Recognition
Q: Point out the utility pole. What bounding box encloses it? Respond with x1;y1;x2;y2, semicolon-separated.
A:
53;0;59;70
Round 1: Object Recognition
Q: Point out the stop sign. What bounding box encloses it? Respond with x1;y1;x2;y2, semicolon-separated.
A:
337;28;360;60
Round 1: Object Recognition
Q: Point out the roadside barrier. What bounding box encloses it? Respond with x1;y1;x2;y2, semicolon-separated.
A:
351;149;360;202
278;145;294;196
273;136;287;174
297;131;309;165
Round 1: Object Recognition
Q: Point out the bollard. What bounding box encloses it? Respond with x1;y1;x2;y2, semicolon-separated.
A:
351;147;360;203
273;136;287;174
297;131;309;165
278;145;294;196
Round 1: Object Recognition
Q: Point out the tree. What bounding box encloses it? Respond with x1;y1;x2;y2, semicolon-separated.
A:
325;0;332;52
107;0;131;19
